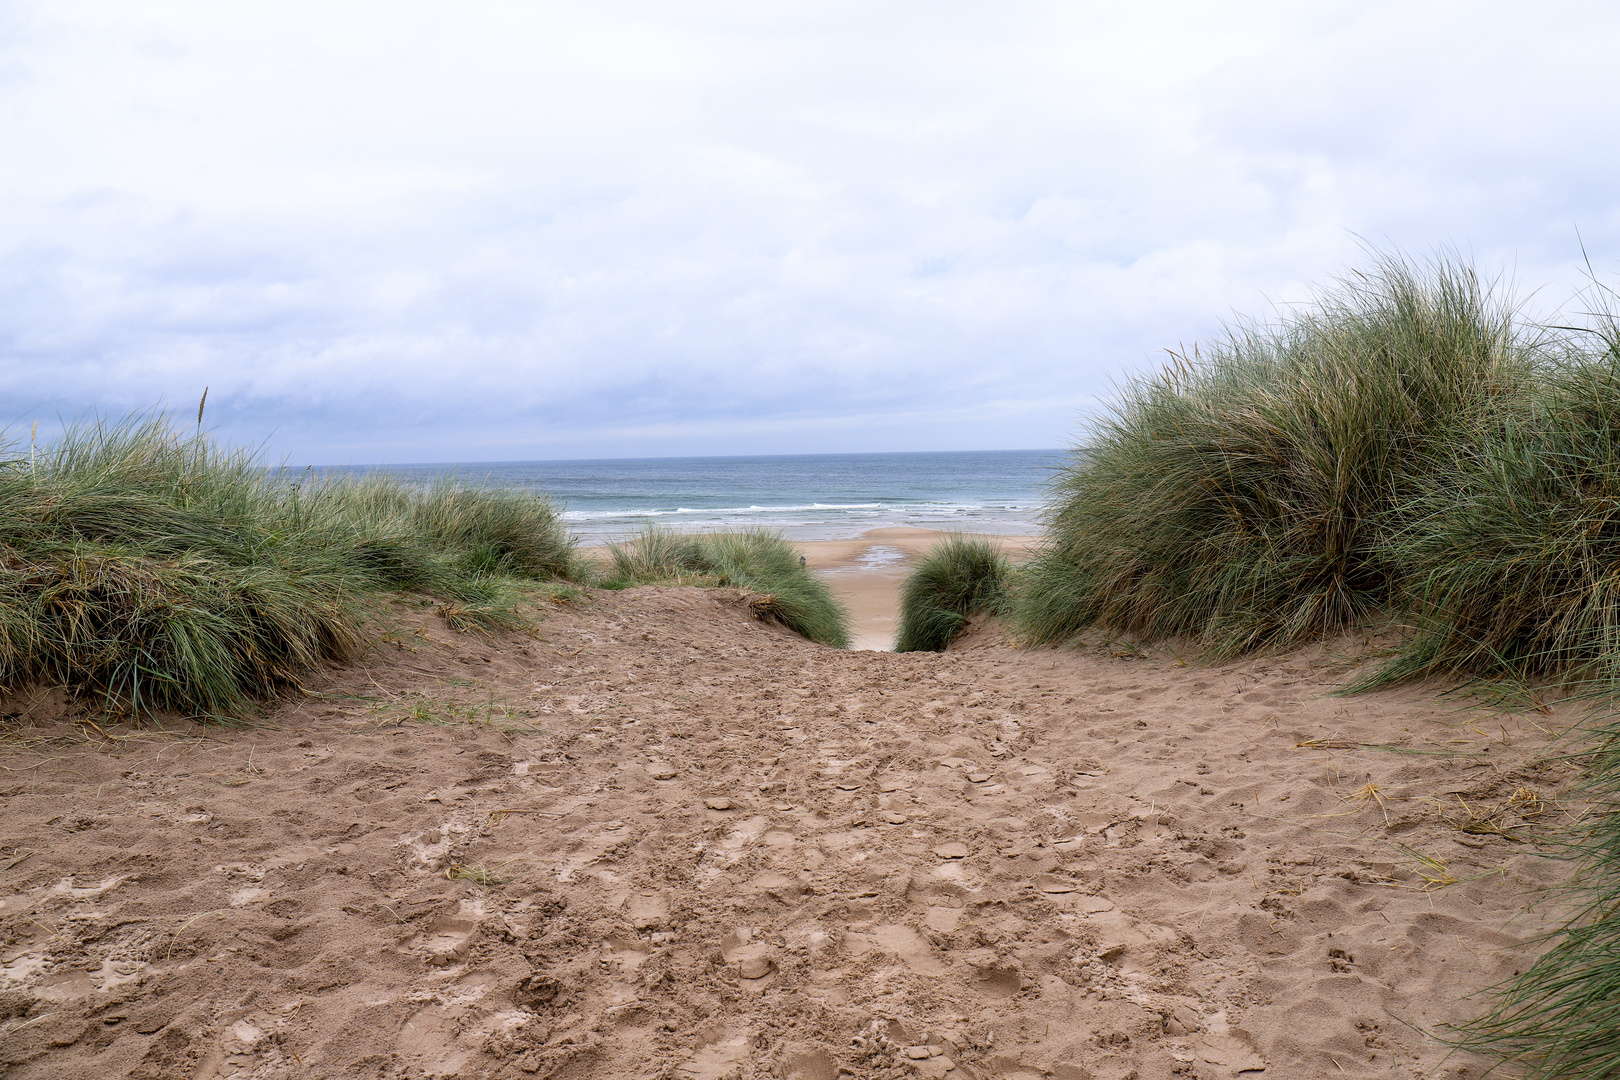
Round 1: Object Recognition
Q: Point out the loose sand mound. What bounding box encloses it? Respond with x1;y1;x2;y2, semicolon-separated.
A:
0;586;1580;1079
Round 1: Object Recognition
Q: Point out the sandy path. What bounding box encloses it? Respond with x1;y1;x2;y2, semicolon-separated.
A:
0;587;1579;1080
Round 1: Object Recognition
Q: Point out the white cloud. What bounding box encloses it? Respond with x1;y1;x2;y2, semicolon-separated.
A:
2;0;1618;461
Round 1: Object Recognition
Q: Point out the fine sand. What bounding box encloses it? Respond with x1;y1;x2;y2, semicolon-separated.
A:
0;561;1583;1079
802;529;1039;651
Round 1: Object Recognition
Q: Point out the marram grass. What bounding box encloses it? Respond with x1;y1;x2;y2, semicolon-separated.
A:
0;414;581;719
604;526;850;648
894;533;1010;652
1014;253;1530;659
1357;307;1620;692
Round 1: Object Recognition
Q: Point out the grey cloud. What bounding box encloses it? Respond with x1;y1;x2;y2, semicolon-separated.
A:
2;1;1618;462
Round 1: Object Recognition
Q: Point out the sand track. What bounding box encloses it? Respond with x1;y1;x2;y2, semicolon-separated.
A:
0;586;1581;1079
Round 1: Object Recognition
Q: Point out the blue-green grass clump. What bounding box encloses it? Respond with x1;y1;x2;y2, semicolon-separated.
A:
894;533;1010;652
1015;254;1530;659
603;527;850;648
0;415;582;719
1359;309;1620;690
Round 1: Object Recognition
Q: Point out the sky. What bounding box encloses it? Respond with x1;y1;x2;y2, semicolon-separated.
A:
3;1;1619;465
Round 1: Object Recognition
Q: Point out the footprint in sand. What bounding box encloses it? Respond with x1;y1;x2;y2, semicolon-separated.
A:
959;947;1023;997
399;820;475;873
750;871;806;901
228;886;272;907
195;1017;281;1079
395;1003;475;1076
1192;1029;1267;1076
843;924;948;975
678;1027;751;1080
624;891;670;929
408;898;486;966
720;928;779;983
602;932;653;972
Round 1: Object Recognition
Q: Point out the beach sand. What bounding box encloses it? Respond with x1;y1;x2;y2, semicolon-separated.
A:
0;574;1579;1079
802;528;1039;651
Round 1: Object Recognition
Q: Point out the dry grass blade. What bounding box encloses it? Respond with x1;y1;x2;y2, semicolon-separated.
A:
1309;780;1396;823
488;808;561;826
1506;786;1545;816
1440;794;1527;842
1393;845;1461;891
0;850;35;873
1349;781;1392;816
445;863;513;885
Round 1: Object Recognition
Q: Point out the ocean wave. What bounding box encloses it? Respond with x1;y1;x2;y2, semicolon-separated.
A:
559;501;1023;521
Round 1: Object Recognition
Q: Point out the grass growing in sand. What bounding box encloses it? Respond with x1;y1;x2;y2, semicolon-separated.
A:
1004;253;1620;701
1355;295;1620;691
0;414;583;720
603;526;850;648
1013;253;1531;659
1459;711;1620;1078
894;533;1010;652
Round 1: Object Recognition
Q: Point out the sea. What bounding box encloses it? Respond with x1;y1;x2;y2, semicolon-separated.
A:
345;448;1066;543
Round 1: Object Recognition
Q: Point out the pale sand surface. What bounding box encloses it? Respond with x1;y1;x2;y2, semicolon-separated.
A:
802;528;1040;652
0;584;1579;1080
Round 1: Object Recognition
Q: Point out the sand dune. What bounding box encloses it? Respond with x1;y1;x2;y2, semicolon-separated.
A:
0;577;1577;1079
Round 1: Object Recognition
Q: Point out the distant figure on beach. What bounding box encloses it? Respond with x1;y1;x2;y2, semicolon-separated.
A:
800;555;807;569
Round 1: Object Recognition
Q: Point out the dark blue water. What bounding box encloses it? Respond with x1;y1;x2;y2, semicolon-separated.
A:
341;448;1065;541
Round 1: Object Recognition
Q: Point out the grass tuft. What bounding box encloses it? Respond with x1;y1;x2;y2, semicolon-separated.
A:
1014;252;1530;658
0;414;580;719
603;527;849;648
894;533;1011;652
1355;295;1620;691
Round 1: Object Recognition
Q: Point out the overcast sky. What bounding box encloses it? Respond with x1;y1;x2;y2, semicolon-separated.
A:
3;1;1619;464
